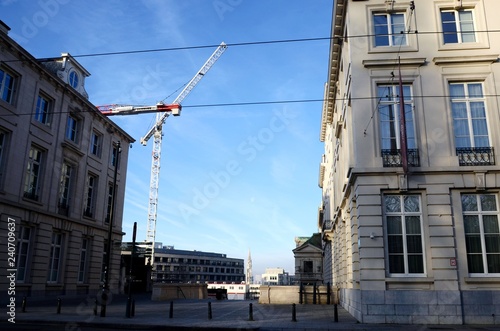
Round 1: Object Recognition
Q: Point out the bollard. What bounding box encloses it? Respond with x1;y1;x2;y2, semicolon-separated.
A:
334;303;338;322
313;283;317;304
21;296;26;313
169;301;174;319
131;299;135;317
299;284;303;304
248;303;254;321
56;298;61;314
126;297;132;318
93;299;98;316
291;303;297;322
208;302;212;320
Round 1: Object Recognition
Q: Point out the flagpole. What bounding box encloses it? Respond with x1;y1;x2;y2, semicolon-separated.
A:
398;56;408;174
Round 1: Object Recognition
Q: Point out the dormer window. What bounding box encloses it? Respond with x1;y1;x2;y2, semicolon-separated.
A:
68;70;79;89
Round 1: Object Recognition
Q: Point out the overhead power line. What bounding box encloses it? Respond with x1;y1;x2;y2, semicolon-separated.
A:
3;94;500;119
19;29;500;61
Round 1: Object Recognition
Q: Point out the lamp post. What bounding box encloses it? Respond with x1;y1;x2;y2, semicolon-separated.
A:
101;141;121;317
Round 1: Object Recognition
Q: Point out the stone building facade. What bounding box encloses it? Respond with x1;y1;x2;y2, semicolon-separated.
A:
293;234;323;286
0;21;134;299
319;0;500;325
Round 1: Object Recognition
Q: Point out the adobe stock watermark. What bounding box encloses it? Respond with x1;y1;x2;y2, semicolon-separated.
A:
6;217;17;324
118;63;171;104
8;0;71;45
213;0;244;21
1;0;18;6
178;107;297;221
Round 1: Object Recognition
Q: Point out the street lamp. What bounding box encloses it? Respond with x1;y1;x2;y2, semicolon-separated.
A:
101;141;121;317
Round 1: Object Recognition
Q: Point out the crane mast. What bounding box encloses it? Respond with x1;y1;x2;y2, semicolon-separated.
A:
96;42;227;282
143;43;227;276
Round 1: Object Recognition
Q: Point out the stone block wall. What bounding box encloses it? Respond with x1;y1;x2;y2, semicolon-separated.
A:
341;288;500;324
259;285;335;305
152;284;208;301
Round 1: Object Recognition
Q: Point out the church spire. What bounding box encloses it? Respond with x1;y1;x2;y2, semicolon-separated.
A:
246;249;253;284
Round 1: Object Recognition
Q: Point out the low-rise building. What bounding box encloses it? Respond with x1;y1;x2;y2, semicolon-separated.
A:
261;267;290;285
148;244;245;284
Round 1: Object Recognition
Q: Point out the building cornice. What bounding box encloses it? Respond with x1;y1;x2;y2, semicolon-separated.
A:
320;0;346;142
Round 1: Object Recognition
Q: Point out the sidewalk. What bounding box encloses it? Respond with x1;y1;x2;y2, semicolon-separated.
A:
6;294;499;331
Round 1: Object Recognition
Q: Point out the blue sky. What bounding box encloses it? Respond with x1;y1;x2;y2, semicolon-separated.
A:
2;0;332;278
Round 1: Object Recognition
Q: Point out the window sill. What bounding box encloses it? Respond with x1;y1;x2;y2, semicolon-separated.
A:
386;277;434;290
46;283;63;288
22;197;43;206
464;277;500;284
368;45;418;54
61;141;84;157
437;42;490;52
386;277;433;283
30;120;54;135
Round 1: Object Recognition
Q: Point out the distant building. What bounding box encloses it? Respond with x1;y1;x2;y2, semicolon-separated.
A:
0;21;134;299
293;234;323;285
146;244;244;284
261;267;290;285
207;282;247;300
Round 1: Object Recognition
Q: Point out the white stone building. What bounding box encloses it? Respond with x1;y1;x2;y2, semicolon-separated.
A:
261;267;290;286
0;21;134;299
319;0;500;325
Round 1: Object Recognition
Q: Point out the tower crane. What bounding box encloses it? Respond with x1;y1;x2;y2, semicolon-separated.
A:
97;42;228;279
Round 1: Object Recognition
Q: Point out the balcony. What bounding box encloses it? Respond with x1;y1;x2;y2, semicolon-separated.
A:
456;147;495;166
381;148;420;168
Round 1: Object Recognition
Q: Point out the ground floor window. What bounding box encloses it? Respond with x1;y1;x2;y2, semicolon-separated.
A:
384;194;425;275
462;193;500;274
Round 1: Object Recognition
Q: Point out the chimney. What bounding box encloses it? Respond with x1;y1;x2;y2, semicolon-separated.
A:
0;20;11;35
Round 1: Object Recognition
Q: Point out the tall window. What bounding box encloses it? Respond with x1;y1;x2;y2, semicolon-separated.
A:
90;131;102;157
0;67;16;104
0;130;7;188
78;238;89;283
84;174;97;218
378;84;416;150
24;146;43;201
450;82;493;165
48;232;63;283
441;9;476;44
34;93;52;125
373;12;407;47
111;145;119;167
384;195;425;275
16;226;32;282
450;82;488;148
58;163;72;214
462;194;500;274
65;115;79;143
105;182;114;224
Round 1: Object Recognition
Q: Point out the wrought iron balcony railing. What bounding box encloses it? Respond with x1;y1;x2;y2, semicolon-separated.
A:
457;147;495;166
381;148;420;168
